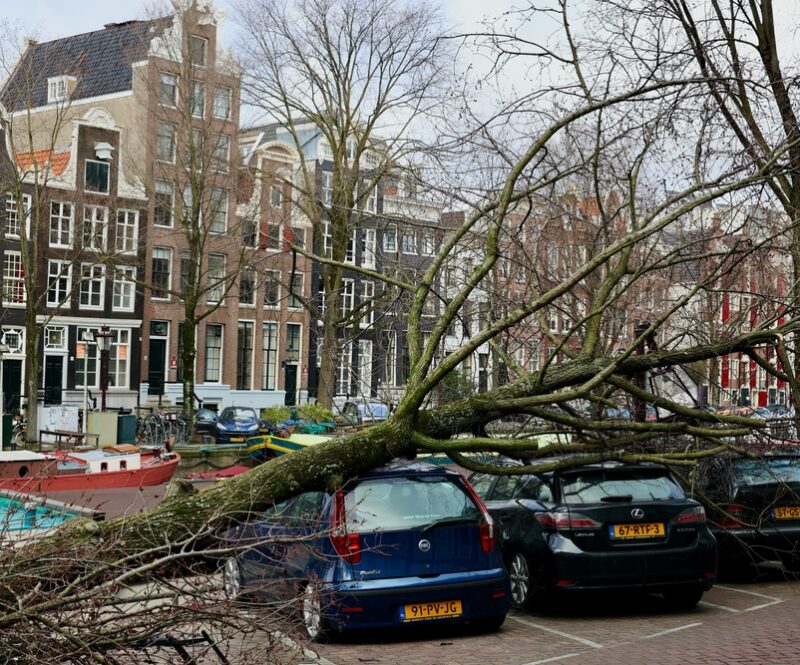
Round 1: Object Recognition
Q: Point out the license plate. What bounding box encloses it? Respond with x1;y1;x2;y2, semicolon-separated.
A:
610;523;665;539
775;506;800;520
230;436;244;442
400;600;462;622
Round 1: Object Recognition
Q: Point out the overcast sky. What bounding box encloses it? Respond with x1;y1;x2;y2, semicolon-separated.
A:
2;0;509;47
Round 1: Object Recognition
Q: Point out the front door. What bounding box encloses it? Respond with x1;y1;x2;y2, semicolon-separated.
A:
284;363;297;406
2;359;21;413
148;339;166;396
44;356;63;405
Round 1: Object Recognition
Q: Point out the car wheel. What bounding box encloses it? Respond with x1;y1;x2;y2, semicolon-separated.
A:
222;557;246;601
662;587;703;610
508;552;534;608
474;614;506;632
302;582;331;643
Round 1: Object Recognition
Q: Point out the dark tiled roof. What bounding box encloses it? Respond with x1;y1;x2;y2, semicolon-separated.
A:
1;18;170;112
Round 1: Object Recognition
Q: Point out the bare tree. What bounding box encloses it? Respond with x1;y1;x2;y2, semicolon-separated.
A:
235;0;451;408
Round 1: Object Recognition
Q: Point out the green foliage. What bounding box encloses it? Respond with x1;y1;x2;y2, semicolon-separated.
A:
297;403;334;423
260;406;291;423
438;370;475;405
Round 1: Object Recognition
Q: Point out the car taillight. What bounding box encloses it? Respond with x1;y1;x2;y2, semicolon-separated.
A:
463;479;495;552
330;489;361;563
672;506;706;524
717;503;745;529
535;511;600;530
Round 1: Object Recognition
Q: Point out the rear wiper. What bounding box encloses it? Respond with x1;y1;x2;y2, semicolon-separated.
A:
420;516;479;535
600;494;633;503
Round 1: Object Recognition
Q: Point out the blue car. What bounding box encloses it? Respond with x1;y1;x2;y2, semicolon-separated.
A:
221;461;510;641
214;406;263;443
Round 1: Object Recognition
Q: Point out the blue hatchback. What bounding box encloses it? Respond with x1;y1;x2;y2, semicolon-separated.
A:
221;461;510;641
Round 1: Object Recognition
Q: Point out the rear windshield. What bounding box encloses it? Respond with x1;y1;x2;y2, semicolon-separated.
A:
559;469;685;504
735;457;800;484
345;476;480;531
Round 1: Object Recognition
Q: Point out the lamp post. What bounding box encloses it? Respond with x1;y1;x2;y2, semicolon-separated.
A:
0;343;9;451
94;326;114;412
80;330;95;434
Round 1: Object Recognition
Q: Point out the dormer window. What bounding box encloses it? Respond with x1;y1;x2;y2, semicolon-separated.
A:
47;75;76;103
188;35;207;67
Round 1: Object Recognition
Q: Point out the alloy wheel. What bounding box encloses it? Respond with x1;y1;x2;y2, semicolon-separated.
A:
303;583;323;640
222;557;241;600
509;553;531;607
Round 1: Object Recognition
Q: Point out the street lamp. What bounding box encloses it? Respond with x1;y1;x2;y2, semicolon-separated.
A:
0;342;9;451
80;330;95;434
94;326;115;412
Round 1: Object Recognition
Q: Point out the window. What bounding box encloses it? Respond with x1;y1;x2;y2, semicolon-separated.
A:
358;339;373;395
76;328;98;388
211;134;230;173
209;188;227;233
184;128;203;170
79;263;105;309
270;184;283;207
47;76;72;103
267;223;282;250
422;233;435;256
362;228;376;268
5;193;30;238
360;280;375;327
45;326;67;351
340;278;354;318
286;323;301;361
346;229;356;264
204;324;222;382
365;185;377;214
207;253;226;303
49;201;73;247
288;272;304;308
336;341;353;395
263;269;280;307
156;122;176;163
401;229;416;254
46;260;71;306
108;329;130;389
85;160;110;194
154;181;174;227
82;205;108;251
321;171;333;204
262;322;278;390
213;86;232;120
189;35;208;67
191;79;205;117
115;209;138;253
322;221;332;257
179;253;193;300
383;225;397;252
237;321;254;390
151;247;172;299
240;269;255;306
159;72;178;106
289;226;305;249
2;251;24;304
112;266;136;311
242;218;258;247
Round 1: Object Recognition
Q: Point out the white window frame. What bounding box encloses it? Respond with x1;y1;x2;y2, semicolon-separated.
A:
239;268;256;307
115;209;139;254
288;272;304;309
44;326;67;351
204;323;223;383
154;180;174;227
401;228;416;255
49;201;73;248
362;228;376;269
159;72;178;106
211;134;230;173
47;76;73;103
46;259;72;307
156;122;177;163
336;341;353;396
207;253;226;303
108;328;130;389
191;79;205;118
360;280;375;327
2;250;25;305
262;322;278;390
270;184;283;208
112;266;136;312
189;35;208;67
151;247;172;300
358;339;373;396
213;86;232;120
322;171;333;204
209;188;228;233
383;225;397;252
365;184;377;214
84;159;110;194
340;278;355;318
5;193;31;239
79;263;105;310
263;269;281;308
82;205;108;252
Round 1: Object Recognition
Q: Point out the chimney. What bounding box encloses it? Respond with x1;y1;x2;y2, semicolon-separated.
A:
24;37;38;49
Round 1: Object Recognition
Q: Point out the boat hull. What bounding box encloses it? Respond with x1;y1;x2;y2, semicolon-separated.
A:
0;453;180;493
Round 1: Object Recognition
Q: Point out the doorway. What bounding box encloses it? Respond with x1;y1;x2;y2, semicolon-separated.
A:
148;339;166;396
44;356;63;405
284;363;297;406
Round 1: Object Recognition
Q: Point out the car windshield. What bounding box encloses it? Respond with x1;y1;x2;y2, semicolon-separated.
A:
221;408;255;420
559;469;685;504
734;457;800;484
345;476;480;532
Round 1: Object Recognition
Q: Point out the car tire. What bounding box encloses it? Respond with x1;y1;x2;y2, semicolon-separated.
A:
222;557;248;602
507;551;535;609
473;614;506;633
302;582;331;643
662;587;703;610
